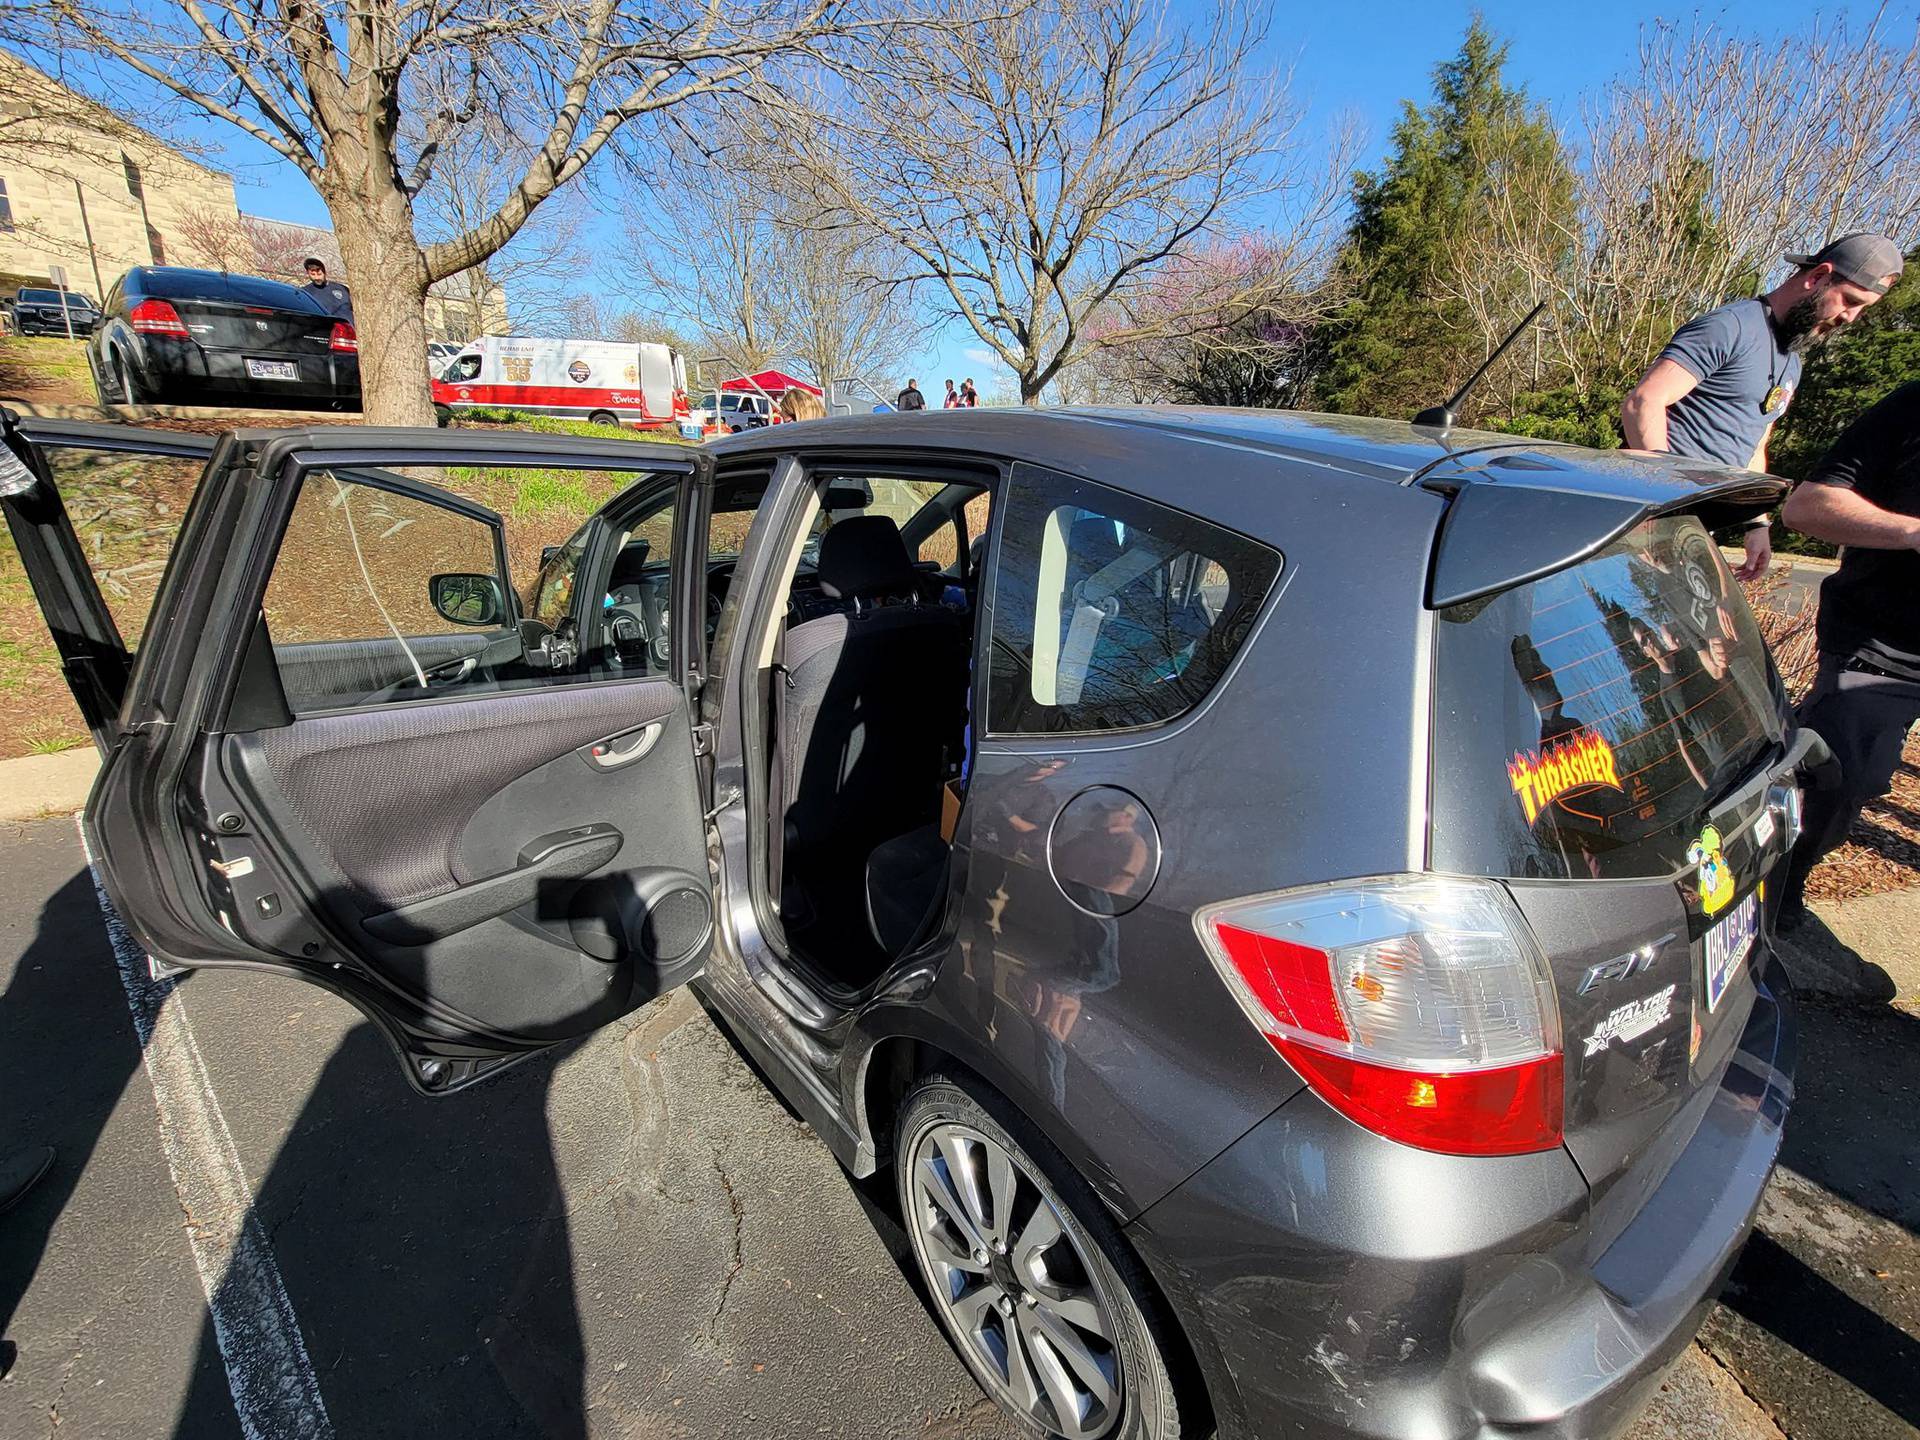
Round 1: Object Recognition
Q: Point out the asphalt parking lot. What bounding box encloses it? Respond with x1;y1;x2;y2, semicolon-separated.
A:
0;815;1914;1440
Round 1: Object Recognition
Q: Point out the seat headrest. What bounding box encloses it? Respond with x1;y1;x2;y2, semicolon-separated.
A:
608;540;652;590
816;515;920;600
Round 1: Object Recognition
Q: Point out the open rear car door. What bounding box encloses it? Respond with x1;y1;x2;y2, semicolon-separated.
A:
1;414;720;1092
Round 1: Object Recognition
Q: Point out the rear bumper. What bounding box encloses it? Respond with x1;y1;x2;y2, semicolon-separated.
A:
1130;948;1795;1440
139;337;360;404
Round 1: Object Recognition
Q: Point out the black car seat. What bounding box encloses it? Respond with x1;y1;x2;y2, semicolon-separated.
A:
775;516;968;975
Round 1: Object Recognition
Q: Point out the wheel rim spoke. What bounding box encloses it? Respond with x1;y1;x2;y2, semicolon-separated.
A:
917;1153;989;1257
983;1138;1020;1247
936;1128;992;1236
1030;1305;1118;1411
949;1280;1003;1334
1013;1197;1063;1271
1001;1304;1043;1414
1021;1310;1097;1439
1034;1287;1111;1340
917;1206;988;1277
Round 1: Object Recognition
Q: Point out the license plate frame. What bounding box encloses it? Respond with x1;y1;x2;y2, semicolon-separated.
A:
1703;892;1758;1014
245;358;299;381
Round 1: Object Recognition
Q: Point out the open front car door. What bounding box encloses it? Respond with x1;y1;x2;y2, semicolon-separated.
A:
7;420;718;1092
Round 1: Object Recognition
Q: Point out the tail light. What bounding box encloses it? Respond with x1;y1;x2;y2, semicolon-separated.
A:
329;322;357;353
1197;876;1563;1155
129;299;189;338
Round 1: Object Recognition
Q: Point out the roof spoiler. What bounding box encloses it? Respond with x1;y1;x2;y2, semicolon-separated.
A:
1423;448;1785;609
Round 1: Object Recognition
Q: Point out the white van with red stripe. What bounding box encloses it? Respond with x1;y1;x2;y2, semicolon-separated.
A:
431;336;689;429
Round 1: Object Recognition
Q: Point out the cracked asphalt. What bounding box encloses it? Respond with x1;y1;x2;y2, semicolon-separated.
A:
0;815;1912;1439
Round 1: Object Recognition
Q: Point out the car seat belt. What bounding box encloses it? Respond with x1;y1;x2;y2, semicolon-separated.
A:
767;618;794;909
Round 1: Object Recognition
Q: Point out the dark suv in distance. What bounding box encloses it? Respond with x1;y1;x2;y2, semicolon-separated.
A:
87;265;361;410
10;286;102;336
1;406;1807;1440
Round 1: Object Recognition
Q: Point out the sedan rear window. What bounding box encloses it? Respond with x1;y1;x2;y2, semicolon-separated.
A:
140;270;321;311
1431;515;1784;880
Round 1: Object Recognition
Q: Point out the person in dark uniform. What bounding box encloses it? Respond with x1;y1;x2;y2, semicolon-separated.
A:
1777;381;1920;926
1623;233;1903;580
895;377;926;411
300;257;354;321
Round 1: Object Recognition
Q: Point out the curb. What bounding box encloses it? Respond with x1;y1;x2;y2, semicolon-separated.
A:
0;746;99;821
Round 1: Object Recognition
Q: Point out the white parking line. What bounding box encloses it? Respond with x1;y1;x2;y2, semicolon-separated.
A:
81;821;334;1440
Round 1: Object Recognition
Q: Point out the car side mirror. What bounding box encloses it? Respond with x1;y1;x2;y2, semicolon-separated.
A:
429;572;507;627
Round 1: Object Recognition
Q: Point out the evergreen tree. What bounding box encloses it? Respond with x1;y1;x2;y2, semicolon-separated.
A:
1314;20;1574;420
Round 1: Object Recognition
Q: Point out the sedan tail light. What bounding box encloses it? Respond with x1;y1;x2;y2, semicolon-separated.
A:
1196;875;1564;1155
129;299;189;338
329;322;358;353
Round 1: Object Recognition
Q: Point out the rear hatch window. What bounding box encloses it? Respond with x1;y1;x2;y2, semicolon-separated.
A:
1432;513;1782;881
1431;513;1789;1214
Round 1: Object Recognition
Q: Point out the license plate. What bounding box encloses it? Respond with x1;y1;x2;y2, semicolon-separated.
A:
1703;892;1758;1014
246;359;298;381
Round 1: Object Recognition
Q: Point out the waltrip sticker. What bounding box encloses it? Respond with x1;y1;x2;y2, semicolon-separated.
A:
1508;728;1622;825
1583;983;1676;1057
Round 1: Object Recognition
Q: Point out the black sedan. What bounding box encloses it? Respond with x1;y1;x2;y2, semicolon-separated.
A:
11;287;101;336
87;266;360;410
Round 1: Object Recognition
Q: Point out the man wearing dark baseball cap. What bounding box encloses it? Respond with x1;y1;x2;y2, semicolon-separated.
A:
1623;231;1902;579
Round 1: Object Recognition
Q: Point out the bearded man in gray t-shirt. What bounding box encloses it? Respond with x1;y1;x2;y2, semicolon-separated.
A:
1622;233;1903;580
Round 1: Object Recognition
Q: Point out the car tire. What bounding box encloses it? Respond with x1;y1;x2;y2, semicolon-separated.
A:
113;352;147;406
587;410;620;427
894;1070;1186;1440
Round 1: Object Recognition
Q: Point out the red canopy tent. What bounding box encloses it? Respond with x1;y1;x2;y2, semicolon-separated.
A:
718;369;822;397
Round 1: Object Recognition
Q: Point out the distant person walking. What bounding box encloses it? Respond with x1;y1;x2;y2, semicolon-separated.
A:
1623;233;1902;580
1775;377;1920;928
300;258;354;321
961;378;979;407
942;379;961;409
896;378;926;411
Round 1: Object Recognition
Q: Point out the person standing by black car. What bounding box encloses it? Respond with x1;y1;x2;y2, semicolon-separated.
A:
301;258;354;321
1776;381;1920;926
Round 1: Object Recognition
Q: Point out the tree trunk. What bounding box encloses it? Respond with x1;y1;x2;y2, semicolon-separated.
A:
325;179;437;427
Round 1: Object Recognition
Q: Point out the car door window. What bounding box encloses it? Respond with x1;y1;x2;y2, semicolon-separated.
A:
259;461;683;715
986;463;1281;736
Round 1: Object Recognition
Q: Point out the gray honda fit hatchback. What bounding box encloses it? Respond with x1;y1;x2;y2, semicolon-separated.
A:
2;405;1805;1439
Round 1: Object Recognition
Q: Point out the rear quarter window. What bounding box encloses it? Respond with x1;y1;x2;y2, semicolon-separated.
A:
1432;515;1784;880
986;463;1280;736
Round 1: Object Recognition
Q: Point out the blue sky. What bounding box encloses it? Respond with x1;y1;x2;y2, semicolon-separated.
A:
169;0;1909;392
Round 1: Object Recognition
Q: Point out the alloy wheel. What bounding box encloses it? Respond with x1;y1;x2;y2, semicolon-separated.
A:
906;1121;1123;1440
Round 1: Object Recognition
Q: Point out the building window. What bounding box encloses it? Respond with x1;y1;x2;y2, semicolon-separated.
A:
0;178;13;232
146;225;166;264
121;155;144;200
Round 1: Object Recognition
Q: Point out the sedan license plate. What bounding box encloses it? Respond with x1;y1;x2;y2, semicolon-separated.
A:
245;359;298;381
1703;892;1758;1014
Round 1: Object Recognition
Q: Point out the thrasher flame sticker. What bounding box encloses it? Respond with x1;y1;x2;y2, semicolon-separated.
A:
1508;729;1622;825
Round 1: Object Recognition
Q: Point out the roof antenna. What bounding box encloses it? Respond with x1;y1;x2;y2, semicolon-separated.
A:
1412;299;1547;433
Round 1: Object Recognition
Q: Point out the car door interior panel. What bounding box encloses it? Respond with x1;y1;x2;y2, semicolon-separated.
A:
224;678;708;1039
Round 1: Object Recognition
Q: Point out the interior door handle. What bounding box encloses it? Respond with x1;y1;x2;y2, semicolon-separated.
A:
422;654;478;686
361;824;622;944
579;721;663;771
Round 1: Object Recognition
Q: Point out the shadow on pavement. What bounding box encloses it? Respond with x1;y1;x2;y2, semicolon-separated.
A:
1775;915;1898;1004
1705;991;1920;1438
168;1024;590;1439
0;869;148;1375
